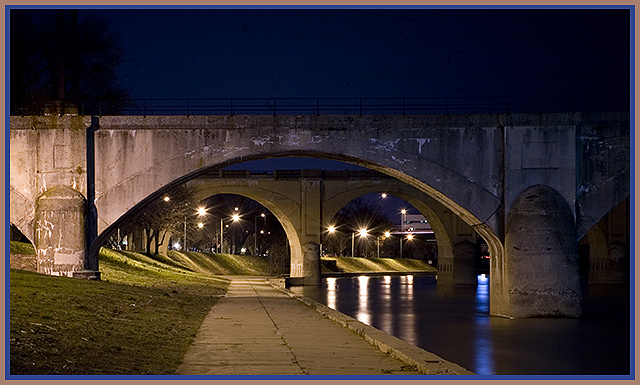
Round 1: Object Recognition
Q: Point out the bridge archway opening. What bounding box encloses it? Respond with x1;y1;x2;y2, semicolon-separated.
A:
186;193;291;274
10;223;32;245
94;151;503;285
577;196;630;285
210;151;503;264
324;193;439;262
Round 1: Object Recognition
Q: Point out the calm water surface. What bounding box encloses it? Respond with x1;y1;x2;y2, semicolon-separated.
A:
291;275;631;375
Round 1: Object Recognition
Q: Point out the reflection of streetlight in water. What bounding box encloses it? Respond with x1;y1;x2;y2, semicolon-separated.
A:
473;274;494;375
357;276;371;324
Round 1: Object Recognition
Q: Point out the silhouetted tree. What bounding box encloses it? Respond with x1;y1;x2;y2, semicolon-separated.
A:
10;9;131;115
326;197;394;257
106;184;200;254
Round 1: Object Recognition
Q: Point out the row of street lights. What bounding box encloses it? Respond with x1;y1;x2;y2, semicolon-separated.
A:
326;225;415;258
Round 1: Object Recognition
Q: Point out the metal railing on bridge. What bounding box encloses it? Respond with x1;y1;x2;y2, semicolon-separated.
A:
11;95;628;117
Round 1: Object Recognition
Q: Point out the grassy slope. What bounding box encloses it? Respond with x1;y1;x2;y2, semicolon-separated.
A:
10;248;229;376
323;256;436;273
10;241;35;255
10;246;432;375
164;251;273;275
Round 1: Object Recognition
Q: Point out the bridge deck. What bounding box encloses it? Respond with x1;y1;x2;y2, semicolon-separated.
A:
177;277;470;376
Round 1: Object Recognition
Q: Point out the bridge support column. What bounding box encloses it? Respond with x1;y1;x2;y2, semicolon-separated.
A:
437;240;477;285
493;185;582;318
289;172;322;286
35;186;86;277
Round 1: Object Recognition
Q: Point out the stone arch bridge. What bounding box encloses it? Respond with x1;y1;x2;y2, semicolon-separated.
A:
9;112;630;318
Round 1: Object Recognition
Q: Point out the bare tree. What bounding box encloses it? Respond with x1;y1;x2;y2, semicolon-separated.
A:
328;197;394;257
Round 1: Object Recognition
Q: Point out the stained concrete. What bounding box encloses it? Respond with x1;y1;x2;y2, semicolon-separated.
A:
177;276;472;376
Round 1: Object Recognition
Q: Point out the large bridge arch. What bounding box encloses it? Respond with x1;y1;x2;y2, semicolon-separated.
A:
93;115;504;248
321;183;455;262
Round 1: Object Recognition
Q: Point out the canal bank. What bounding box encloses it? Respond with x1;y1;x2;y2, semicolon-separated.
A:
177;276;473;376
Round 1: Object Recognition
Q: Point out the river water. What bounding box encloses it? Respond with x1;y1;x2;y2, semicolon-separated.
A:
290;274;631;376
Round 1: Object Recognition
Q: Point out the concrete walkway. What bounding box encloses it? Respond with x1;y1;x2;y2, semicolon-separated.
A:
177;276;472;376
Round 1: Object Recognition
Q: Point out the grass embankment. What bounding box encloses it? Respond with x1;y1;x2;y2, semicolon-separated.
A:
10;243;433;375
322;256;436;274
10;247;229;376
10;241;36;255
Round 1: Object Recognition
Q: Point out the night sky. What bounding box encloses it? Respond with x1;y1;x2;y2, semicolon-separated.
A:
90;8;630;102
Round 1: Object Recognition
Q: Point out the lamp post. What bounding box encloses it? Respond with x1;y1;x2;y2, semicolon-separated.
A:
378;231;391;259
220;213;241;254
352;228;368;258
183;206;207;252
400;233;414;259
255;213;266;256
400;209;407;232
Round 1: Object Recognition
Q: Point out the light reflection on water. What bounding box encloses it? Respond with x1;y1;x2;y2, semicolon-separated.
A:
473;274;494;375
291;274;630;375
357;276;370;324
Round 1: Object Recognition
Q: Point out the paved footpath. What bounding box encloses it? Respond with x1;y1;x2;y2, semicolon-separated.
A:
177;276;472;376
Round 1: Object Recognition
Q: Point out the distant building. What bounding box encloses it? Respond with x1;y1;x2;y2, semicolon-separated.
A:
397;214;432;233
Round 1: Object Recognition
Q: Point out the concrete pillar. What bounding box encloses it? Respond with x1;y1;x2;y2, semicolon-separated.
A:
289;172;322;285
498;185;582;318
437;240;477;285
35;186;85;277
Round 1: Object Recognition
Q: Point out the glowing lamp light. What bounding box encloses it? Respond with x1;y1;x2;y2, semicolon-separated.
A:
163;196;170;202
197;207;206;216
381;193;387;198
232;214;240;222
197;222;204;228
401;209;407;215
384;231;391;238
327;225;336;233
358;228;368;237
407;234;414;241
173;242;181;249
261;213;266;217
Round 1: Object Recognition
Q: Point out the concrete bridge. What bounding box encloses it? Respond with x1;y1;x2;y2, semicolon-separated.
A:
9;112;630;318
186;169;480;285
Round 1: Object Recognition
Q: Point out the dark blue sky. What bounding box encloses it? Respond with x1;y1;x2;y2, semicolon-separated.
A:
85;7;631;221
92;8;631;103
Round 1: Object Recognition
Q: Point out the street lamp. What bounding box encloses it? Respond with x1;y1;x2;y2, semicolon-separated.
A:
400;209;407;232
352;228;368;258
400;233;414;259
255;213;266;256
377;231;391;258
220;212;241;254
184;206;207;253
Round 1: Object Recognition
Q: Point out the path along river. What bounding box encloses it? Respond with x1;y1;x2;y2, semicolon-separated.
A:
290;274;631;375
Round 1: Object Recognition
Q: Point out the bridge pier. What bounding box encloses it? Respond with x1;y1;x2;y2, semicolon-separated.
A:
288;173;323;286
35;186;86;277
493;185;582;318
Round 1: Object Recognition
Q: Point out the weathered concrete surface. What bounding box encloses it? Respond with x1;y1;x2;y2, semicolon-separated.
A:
34;186;86;277
177;276;472;376
498;185;582;318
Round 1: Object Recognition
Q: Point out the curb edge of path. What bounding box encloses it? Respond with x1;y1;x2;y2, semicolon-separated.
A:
266;279;475;376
